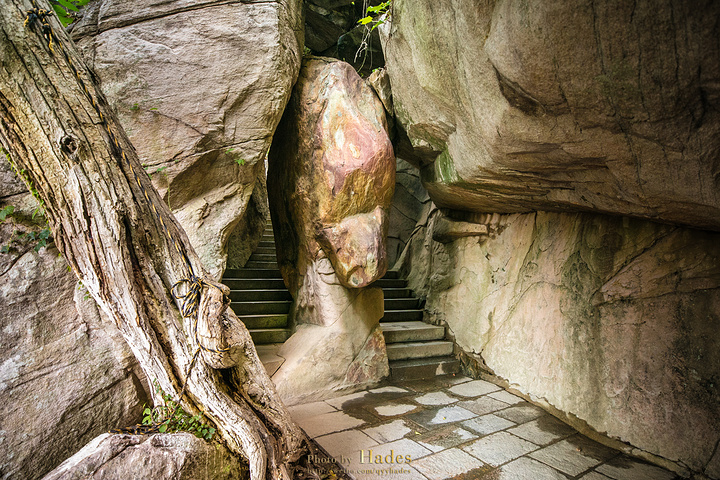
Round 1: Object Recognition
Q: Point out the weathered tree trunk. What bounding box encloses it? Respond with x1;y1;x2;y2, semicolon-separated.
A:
0;1;308;478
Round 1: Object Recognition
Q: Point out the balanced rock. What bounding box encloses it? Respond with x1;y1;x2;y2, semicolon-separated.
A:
268;57;395;295
267;58;395;402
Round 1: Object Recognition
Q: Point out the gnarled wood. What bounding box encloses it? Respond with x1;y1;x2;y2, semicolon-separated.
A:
0;1;307;478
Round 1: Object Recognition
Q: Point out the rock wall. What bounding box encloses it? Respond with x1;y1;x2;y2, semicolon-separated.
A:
72;0;303;278
380;0;720;231
399;207;720;477
0;162;147;480
380;1;720;476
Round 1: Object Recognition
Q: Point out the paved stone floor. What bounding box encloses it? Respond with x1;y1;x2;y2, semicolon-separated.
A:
289;375;680;480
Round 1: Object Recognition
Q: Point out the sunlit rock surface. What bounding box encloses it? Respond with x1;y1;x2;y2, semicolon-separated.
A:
72;0;303;277
267;58;394;402
0;161;147;480
42;433;245;480
380;0;720;231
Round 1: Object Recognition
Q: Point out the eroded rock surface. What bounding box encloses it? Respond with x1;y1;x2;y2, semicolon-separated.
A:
42;433;246;480
72;0;303;277
1;173;147;479
381;0;720;231
268;57;395;293
400;208;720;476
267;58;394;401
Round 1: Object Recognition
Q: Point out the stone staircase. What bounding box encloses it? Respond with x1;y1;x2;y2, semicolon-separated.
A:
223;221;459;381
374;271;460;381
222;222;292;346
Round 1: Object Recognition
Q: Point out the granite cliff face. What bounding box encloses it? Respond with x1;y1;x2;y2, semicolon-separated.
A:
72;0;303;278
0;161;147;480
380;1;720;476
381;0;720;231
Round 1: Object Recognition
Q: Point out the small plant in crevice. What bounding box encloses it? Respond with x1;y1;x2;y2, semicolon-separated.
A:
354;0;392;75
142;381;217;440
49;0;92;27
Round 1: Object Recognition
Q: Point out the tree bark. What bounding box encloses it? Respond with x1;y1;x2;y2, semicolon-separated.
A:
0;1;308;478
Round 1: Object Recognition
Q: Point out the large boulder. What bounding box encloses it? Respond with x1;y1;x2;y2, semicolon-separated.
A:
0;162;147;479
71;0;303;277
400;208;720;478
268;57;395;294
267;58;394;402
380;0;720;231
42;433;247;480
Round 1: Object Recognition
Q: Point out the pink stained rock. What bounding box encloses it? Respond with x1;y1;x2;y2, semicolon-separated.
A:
268;57;395;293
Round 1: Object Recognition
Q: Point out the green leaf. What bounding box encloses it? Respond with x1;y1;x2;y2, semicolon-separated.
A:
159;424;168;433
235;158;245;166
0;205;14;221
34;239;47;252
58;0;79;11
358;16;373;25
39;228;51;240
143;408;152;416
0;245;9;254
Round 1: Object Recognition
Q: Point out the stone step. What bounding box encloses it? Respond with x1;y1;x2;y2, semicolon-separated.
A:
371;278;407;288
256;344;284;376
254;246;276;255
250;328;292;345
383;270;401;279
231;300;292;315
382;288;413;299
245;261;279;269
258;241;275;248
384;297;421;310
381;321;445;344
248;253;277;263
224;278;286;290
238;314;289;329
224;269;282;279
230;289;292;302
389;358;461;381
387;340;454;361
261;234;274;242
381;309;424;322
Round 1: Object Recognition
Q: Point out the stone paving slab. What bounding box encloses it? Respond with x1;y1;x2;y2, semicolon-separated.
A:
406;405;477;427
447;379;501;397
375;403;420;417
497;456;570;480
462;431;539;466
301;410;367;438
290;374;680;480
456;396;510;416
487;390;525;404
529;435;617;476
461;413;516;435
316;429;379;459
414;391;458;406
494;403;546;423
363;419;414;443
595;455;679;480
507;415;575;445
416;425;478;453
411;447;489;480
288;400;337;420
